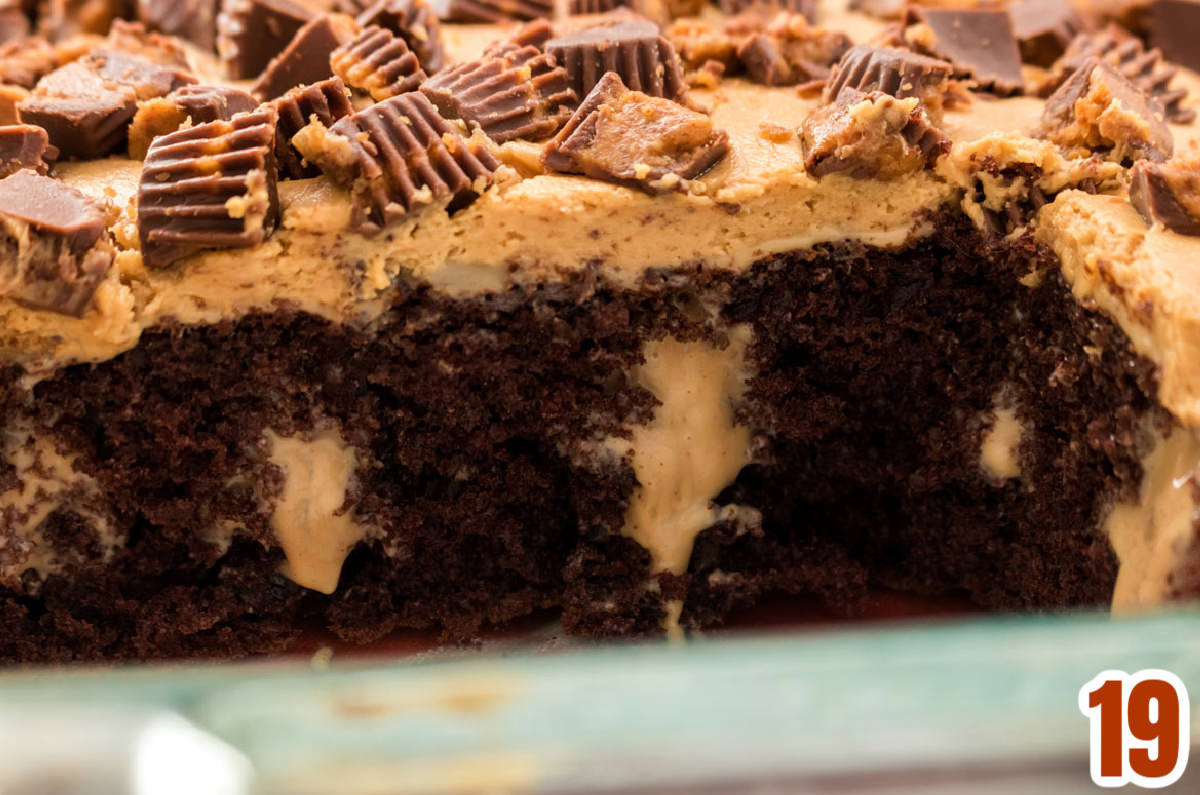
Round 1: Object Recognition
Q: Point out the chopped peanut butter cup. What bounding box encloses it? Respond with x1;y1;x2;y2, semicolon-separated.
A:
541;71;728;194
0;37;58;89
1043;25;1193;124
1039;56;1174;164
1148;0;1200;75
0;169;113;316
719;0;815;22
824;44;953;120
217;0;314;80
331;24;427;100
137;0;222;52
1130;157;1200;236
800;86;949;179
445;0;553;23
0;124;55;176
19;49;196;158
252;13;359;100
547;17;688;101
38;0;128;40
293;91;499;231
270;77;354;178
901;7;1024;95
354;0;444;74
735;13;851;87
420;45;575;143
128;85;258;159
138;107;280;269
484;18;554;55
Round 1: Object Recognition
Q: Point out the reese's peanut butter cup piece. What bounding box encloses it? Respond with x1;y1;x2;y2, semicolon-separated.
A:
138;107;280;269
331;24;426;100
128;84;258;159
137;0;222;52
105;20;194;68
1043;25;1192;124
294;91;497;230
20;49;196;158
901;7;1023;95
800;86;949;179
1008;0;1086;68
736;12;851;87
484;18;554;56
445;0;552;23
0;36;57;88
541;71;728;194
1148;0;1200;74
719;0;815;22
37;0;127;40
547;18;687;101
1038;56;1173;164
0;0;28;45
218;0;314;80
0;169;113;315
824;44;953;120
355;0;444;73
420;46;575;143
252;13;359;100
0;124;55;176
270;76;353;178
1130;156;1200;236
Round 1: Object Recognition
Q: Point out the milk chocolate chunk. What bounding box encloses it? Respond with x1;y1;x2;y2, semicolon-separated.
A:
1148;0;1200;74
20;50;195;158
445;0;552;23
270;77;352;178
331;24;426;100
1130;157;1200;235
1046;25;1193;124
355;0;443;73
0;36;58;88
0;124;55;175
105;19;193;68
252;13;358;99
736;13;851;87
484;18;553;56
218;0;314;80
138;107;280;268
824;44;954;120
0;170;113;315
294;90;497;230
903;7;1024;95
541;72;728;194
128;84;257;158
420;45;575;143
800;86;949;179
1009;0;1086;68
138;0;221;51
1039;56;1173;164
547;18;687;101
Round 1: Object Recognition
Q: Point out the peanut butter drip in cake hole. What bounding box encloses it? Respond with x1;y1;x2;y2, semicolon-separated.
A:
610;327;754;636
1107;426;1200;612
980;396;1024;483
264;427;373;594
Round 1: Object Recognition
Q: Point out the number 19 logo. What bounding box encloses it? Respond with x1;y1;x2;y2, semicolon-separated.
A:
1079;670;1190;788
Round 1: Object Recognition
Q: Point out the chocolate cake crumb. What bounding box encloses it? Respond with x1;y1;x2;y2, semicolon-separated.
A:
138;107;280;268
0;169;113;315
1130;157;1200;235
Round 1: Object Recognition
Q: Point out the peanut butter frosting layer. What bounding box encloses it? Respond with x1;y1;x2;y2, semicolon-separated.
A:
1;0;1200;435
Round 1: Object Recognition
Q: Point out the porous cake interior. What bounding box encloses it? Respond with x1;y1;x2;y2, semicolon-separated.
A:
0;215;1157;661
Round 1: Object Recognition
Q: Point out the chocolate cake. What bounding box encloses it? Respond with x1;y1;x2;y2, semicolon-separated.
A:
2;0;1200;662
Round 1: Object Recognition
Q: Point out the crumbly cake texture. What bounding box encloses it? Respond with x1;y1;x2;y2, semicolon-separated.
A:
2;0;1200;661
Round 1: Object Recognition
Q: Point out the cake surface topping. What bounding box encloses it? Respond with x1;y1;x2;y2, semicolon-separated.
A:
1130;155;1200;235
899;6;1024;96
